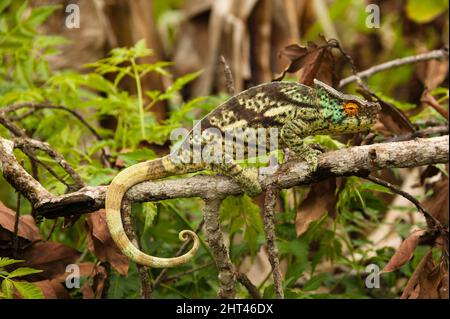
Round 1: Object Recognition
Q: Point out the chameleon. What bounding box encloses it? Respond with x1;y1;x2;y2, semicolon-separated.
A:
105;79;381;268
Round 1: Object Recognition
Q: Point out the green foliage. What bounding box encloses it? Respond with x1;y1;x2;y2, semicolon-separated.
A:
406;0;449;23
0;257;43;299
221;195;264;257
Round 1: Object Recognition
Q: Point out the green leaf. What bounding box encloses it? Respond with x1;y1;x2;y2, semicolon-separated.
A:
142;202;158;234
359;182;393;194
0;0;12;14
14;0;29;23
0;257;24;268
302;273;331;291
406;0;448;23
1;279;14;299
11;281;44;299
26;5;60;28
133;39;153;58
7;267;43;278
117;148;156;166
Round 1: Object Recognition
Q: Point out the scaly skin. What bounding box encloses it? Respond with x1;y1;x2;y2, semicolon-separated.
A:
105;79;381;268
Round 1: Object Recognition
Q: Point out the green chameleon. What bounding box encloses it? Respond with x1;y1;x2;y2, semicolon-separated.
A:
105;79;380;268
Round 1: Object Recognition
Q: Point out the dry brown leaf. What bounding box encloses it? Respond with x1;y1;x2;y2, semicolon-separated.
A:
401;250;448;299
295;178;337;236
423;177;449;226
86;209;129;275
0;201;41;245
81;263;108;299
376;100;415;136
18;241;81;281
383;229;425;273
274;35;337;86
34;279;70;299
418;59;449;90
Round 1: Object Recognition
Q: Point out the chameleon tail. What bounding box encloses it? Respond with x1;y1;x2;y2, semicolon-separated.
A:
105;157;200;268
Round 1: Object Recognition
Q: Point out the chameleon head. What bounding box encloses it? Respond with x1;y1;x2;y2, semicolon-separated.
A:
313;79;381;133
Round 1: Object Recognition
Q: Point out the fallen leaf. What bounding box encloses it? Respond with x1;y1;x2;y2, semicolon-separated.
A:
86;210;129;275
296;178;337;236
383;229;425;273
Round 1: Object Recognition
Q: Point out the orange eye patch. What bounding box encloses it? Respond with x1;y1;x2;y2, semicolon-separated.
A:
343;102;359;116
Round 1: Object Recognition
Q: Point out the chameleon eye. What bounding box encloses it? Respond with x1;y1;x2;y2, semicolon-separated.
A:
343;101;359;116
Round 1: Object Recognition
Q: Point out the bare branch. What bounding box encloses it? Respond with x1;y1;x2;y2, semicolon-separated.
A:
235;272;261;299
1;136;447;219
364;175;444;231
421;90;449;121
339;48;449;88
202;198;236;299
220;55;235;95
152;219;205;290
121;200;152;299
13;137;85;190
263;186;284;299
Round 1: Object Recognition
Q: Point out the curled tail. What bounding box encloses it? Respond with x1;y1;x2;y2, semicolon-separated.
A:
105;156;200;268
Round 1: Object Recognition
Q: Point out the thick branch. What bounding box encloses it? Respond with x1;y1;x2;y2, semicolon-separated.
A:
0;136;448;218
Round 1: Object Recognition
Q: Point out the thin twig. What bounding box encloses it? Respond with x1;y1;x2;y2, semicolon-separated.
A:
333;40;416;132
152;218;205;290
339;48;449;88
14;137;85;190
46;219;59;241
1;103;103;140
236;272;262;299
263;186;284;299
421;90;449;121
220;55;235;95
364;175;444;232
19;147;70;188
162;262;214;283
12;189;21;258
381;125;449;143
1;103;110;167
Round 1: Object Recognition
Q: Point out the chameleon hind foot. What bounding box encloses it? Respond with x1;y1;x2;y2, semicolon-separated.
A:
303;148;322;172
237;168;262;197
212;160;262;197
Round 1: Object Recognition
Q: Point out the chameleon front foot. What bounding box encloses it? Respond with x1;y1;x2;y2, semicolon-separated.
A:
235;168;262;197
303;148;322;172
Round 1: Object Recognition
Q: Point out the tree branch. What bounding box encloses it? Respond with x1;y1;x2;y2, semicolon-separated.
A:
202;198;236;299
339;48;449;88
0;136;448;219
263;186;284;299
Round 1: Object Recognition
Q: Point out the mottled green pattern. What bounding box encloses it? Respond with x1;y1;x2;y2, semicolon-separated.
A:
168;79;380;194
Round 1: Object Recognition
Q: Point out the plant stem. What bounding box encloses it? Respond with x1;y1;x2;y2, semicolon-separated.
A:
131;58;146;140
